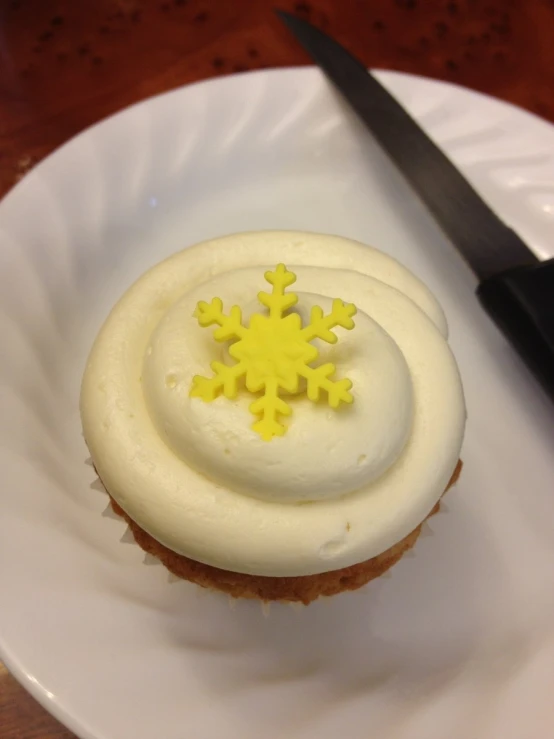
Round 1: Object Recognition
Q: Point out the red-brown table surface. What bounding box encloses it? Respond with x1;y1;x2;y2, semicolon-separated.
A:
1;1;553;737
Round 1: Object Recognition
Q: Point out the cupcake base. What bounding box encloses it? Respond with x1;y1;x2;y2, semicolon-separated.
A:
107;460;462;604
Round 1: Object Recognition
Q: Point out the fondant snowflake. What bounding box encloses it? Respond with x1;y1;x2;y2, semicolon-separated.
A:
190;264;357;440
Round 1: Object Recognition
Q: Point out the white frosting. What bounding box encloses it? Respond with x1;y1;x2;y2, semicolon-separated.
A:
143;282;414;503
81;231;465;576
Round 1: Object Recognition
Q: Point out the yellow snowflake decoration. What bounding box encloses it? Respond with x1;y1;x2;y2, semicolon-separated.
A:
190;264;357;440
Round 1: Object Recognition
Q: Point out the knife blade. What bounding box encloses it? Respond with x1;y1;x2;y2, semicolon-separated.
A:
277;10;554;402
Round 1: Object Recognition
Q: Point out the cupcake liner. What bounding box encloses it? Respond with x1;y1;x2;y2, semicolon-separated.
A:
101;503;122;521
84;453;462;605
86;459;219;594
120;527;136;544
194;584;209;598
143;552;161;566
90;478;107;494
419;520;435;539
288;601;305;612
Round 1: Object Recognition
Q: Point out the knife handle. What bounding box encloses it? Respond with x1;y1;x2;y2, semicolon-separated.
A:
476;258;554;401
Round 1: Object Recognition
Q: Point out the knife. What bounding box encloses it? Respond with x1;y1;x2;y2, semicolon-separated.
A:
277;10;554;402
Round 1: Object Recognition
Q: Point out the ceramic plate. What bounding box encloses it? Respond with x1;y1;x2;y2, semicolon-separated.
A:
1;68;554;739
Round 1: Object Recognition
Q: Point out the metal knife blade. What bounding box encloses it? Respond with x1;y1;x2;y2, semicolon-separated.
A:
276;10;538;281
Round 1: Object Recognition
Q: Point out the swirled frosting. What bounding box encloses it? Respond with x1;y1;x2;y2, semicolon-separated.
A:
81;231;465;576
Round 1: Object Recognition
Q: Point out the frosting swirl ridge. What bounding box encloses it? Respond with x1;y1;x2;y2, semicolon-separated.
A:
81;231;465;576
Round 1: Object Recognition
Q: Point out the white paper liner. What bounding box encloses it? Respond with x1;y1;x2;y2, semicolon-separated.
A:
260;601;271;618
143;553;161;566
87;457;446;608
288;601;304;612
120;527;136;544
90;478;107;493
101;503;121;521
419;520;435;539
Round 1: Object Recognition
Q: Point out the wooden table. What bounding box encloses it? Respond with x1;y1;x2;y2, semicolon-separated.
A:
0;1;553;736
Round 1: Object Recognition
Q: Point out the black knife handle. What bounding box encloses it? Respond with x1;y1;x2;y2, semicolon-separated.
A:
476;259;554;401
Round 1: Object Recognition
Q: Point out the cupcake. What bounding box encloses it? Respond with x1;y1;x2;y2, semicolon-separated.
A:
81;231;465;604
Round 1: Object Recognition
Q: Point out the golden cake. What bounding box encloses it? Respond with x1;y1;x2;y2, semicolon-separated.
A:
81;231;466;604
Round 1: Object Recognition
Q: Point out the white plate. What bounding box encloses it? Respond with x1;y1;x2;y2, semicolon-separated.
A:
1;68;554;739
